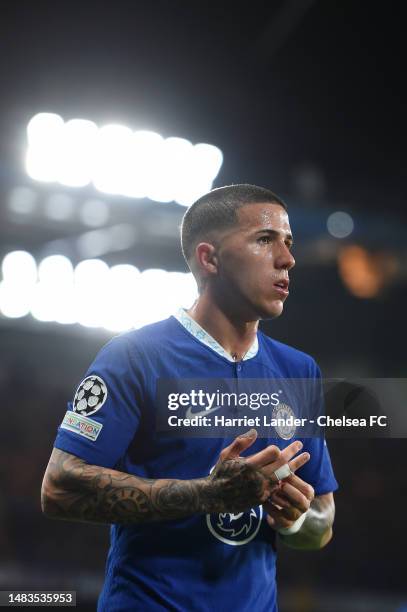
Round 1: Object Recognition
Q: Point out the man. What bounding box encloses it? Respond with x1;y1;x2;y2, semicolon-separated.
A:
41;184;337;611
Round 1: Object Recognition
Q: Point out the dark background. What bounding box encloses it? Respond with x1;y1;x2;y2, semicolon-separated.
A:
0;2;406;611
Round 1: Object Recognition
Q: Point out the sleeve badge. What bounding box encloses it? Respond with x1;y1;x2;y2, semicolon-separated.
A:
73;375;108;417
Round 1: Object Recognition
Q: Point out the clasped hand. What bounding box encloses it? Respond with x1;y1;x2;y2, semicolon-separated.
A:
214;429;314;531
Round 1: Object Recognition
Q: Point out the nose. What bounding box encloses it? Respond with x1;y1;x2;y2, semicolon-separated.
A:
275;243;295;271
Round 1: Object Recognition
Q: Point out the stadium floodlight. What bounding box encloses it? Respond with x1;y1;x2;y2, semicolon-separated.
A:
38;255;74;285
165;142;223;206
93;124;135;195
0;250;198;330
0;281;32;318
0;251;37;319
174;177;214;208
102;264;141;332
2;250;37;286
147;137;194;203
26;113;64;182
58;119;98;187
32;255;76;324
30;282;59;323
74;259;111;327
132;268;174;328
193;143;223;181
123;130;164;198
168;271;198;309
26;112;64;144
25;113;223;205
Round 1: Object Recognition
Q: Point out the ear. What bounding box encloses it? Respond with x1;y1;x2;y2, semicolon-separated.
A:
195;242;218;277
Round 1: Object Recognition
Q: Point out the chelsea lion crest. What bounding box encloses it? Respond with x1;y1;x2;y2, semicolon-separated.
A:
206;506;263;546
272;402;297;440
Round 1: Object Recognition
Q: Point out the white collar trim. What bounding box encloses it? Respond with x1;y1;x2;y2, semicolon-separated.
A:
174;308;258;362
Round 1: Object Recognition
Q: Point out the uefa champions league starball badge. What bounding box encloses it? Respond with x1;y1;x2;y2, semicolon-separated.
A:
272;402;296;440
73;375;108;417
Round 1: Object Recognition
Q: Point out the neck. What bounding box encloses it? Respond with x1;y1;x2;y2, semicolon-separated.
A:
186;292;259;361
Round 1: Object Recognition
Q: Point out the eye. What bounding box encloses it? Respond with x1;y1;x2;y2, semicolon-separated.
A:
258;235;272;244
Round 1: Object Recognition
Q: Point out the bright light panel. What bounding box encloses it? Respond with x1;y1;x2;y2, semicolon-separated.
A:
58;119;98;187
0;251;37;319
25;113;223;206
2;251;37;286
0;281;32;318
26;113;64;182
0;251;198;330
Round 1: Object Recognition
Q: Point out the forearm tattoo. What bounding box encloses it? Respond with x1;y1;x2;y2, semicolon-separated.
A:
208;458;272;512
41;450;275;526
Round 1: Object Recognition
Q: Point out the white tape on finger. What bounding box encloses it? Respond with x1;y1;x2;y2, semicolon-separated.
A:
274;464;292;481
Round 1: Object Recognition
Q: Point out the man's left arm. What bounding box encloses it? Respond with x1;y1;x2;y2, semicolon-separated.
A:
266;476;335;550
266;360;337;549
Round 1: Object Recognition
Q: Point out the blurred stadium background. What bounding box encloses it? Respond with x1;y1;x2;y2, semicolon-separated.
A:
0;2;406;611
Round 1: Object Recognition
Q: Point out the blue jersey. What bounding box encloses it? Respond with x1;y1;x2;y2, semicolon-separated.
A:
54;311;338;612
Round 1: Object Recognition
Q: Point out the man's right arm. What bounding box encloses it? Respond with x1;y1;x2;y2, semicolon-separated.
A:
41;435;308;526
41;448;217;525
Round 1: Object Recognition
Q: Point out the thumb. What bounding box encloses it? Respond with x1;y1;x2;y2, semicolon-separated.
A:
220;429;258;461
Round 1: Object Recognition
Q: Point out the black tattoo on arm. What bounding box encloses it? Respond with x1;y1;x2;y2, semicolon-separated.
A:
41;449;276;525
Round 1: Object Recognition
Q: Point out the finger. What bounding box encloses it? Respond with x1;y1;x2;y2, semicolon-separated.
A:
260;452;309;487
279;440;304;463
219;429;258;461
266;513;276;527
279;505;303;522
288;452;310;473
277;482;310;513
268;486;308;514
248;438;303;470
245;444;281;468
268;491;291;509
263;502;293;530
264;501;302;525
283;475;315;501
257;440;303;478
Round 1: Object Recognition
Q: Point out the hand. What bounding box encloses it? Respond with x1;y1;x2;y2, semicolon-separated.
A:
206;430;310;514
265;472;315;531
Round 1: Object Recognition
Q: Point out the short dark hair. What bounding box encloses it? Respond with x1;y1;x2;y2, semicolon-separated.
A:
181;183;287;263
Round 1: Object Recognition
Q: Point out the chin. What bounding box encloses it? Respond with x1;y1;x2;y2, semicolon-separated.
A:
257;300;285;320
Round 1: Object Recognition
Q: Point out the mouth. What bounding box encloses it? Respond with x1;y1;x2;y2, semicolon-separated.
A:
272;279;290;297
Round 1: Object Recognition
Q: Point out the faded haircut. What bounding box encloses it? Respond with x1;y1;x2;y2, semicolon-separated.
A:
180;183;287;263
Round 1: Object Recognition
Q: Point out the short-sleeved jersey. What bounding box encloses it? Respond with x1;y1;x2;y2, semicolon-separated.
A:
54;312;338;612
